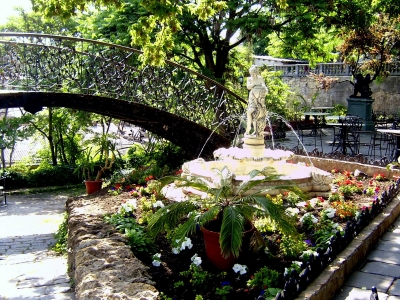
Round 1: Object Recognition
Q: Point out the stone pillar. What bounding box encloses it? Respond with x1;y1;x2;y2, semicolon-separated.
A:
347;97;375;130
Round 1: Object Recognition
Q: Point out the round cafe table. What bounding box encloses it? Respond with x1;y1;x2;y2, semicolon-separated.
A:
326;121;359;155
302;112;331;136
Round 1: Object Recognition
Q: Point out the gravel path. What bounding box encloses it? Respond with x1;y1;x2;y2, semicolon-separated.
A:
0;192;75;299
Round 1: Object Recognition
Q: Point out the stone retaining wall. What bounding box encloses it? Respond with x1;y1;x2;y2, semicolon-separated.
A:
66;197;158;300
283;76;400;114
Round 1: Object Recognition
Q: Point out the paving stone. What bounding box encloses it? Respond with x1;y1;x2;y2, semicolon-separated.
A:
376;240;400;252
381;232;400;242
367;250;400;265
345;271;394;293
45;283;74;294
38;293;75;299
0;193;74;299
333;286;389;300
0;285;48;298
361;262;400;278
389;279;400;296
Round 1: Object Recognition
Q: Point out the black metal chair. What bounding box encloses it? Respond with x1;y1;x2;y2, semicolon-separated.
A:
330;117;361;155
296;122;324;152
365;131;384;160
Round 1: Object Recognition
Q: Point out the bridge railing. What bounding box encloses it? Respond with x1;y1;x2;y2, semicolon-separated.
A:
271;62;400;77
0;32;246;138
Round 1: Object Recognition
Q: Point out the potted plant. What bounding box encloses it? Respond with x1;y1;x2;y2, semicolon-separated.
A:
147;166;298;270
74;144;117;194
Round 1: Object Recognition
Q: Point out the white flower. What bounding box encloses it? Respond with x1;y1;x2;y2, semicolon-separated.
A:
284;268;289;276
300;212;318;224
300;250;318;259
324;208;336;218
180;237;193;250
191;254;202;266
293;261;303;266
296;201;307;208
232;263;247;275
172;247;180;254
152;200;165;208
118;199;137;214
152;260;161;267
151;253;161;267
308;199;317;206
285;207;300;217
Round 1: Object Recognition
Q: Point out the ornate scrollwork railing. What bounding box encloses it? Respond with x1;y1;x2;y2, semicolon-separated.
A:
0;32;246;138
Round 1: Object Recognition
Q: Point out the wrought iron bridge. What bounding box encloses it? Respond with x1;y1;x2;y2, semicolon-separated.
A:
0;32;246;158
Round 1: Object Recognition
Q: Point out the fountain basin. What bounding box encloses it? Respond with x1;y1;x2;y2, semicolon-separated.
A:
180;147;333;196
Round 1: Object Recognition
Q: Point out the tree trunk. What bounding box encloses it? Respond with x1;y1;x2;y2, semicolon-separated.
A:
48;107;57;165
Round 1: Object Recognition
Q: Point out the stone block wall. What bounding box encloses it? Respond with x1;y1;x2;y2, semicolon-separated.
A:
282;76;400;114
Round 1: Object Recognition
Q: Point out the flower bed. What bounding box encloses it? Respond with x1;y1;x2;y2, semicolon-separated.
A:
103;167;400;300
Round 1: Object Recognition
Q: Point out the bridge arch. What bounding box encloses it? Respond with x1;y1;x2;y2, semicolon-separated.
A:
0;33;246;158
0;91;231;158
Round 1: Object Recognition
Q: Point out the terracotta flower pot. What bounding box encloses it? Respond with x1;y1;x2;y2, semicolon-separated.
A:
84;180;103;194
200;223;254;271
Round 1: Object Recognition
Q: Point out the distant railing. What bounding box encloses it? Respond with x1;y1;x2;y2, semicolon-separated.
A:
272;62;400;77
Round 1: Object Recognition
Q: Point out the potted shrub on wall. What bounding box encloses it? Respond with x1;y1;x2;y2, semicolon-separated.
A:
147;167;298;270
74;144;117;194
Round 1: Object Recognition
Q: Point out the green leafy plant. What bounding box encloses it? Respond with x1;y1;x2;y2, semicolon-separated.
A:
279;234;307;259
247;267;279;289
263;287;283;300
180;265;212;292
74;142;118;181
147;166;297;258
215;284;233;299
51;212;69;255
104;211;155;257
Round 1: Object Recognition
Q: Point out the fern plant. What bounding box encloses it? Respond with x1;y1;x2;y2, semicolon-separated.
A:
147;166;298;258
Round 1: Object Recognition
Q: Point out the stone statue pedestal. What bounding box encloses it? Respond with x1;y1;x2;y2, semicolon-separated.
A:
242;135;265;158
347;97;374;130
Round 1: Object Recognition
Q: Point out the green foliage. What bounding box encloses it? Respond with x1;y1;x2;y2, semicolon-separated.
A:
180;265;212;293
123;142;188;185
331;104;347;116
313;218;342;249
279;234;307;259
51;212;69;255
124;227;155;256
284;191;302;205
215;285;232;299
28;164;81;187
104;212;155;257
328;192;345;202
260;69;293;118
148;167;297;259
263;288;283;300
247;267;279;289
3;164;81;190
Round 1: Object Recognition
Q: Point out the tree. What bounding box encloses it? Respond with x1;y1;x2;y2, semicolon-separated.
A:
31;0;380;83
0;109;35;168
338;14;400;86
26;108;93;165
0;7;78;34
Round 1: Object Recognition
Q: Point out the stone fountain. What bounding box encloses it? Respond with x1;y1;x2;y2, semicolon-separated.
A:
166;65;332;199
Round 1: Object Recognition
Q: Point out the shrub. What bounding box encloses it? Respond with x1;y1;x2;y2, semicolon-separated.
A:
27;165;82;187
247;267;280;289
3;164;81;189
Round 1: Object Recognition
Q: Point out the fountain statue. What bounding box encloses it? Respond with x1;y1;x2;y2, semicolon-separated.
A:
164;65;333;199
